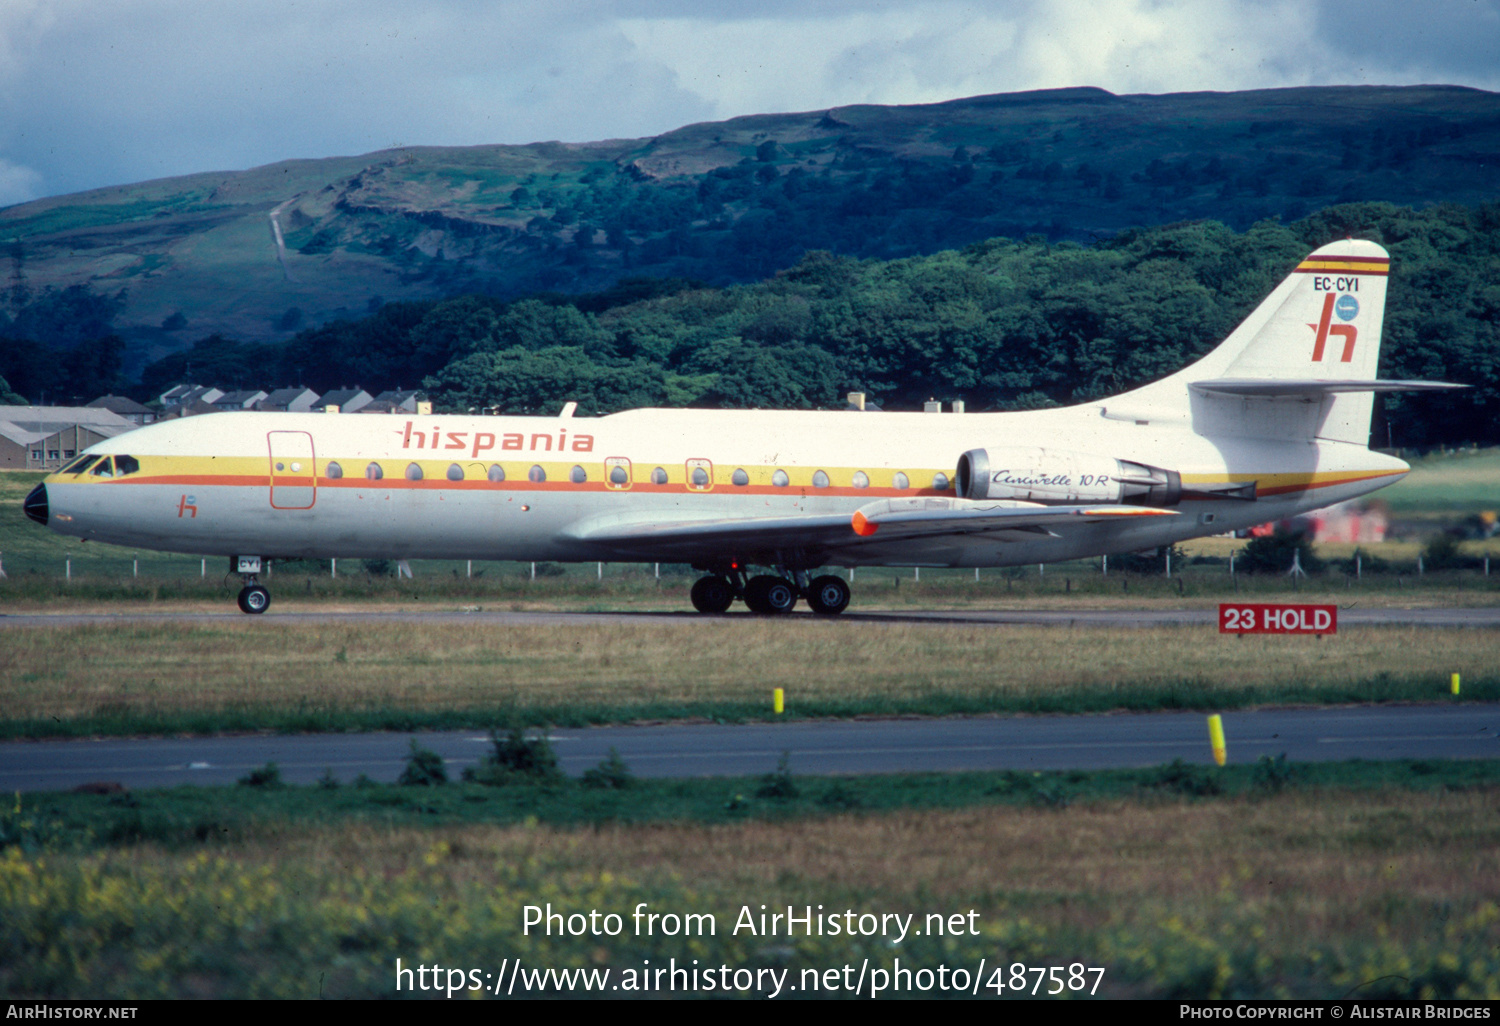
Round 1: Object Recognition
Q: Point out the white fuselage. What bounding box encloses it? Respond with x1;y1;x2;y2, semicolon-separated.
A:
38;403;1407;568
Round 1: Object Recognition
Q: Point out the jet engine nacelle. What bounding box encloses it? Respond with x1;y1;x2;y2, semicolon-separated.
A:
955;446;1182;506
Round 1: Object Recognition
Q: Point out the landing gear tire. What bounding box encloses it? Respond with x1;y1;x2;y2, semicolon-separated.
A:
745;574;797;615
690;575;735;613
237;585;271;615
806;574;851;616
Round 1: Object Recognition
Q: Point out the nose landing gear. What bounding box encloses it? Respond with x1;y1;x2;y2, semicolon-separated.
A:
237;583;271;614
233;556;271;614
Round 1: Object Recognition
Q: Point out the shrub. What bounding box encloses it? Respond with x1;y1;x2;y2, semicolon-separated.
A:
1145;759;1223;797
1236;526;1323;574
464;726;561;785
1422;532;1478;571
237;762;282;788
398;739;448;786
580;748;634;790
1114;545;1185;574
755;752;799;800
1333;546;1390;575
1252;753;1295;793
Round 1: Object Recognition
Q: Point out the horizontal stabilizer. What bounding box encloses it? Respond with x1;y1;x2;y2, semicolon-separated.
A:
1190;378;1469;397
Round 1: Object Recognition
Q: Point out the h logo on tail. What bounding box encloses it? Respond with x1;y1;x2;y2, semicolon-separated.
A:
1309;292;1358;363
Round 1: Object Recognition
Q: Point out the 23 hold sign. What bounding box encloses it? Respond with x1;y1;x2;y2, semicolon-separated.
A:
1219;603;1338;635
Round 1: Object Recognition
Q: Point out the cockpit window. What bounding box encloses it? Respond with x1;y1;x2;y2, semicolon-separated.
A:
114;455;140;477
90;457;115;478
66;455;101;475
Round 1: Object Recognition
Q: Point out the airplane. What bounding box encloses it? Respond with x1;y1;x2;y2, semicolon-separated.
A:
23;239;1463;615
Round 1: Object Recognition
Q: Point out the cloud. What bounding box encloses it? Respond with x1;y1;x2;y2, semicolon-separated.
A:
0;0;1495;202
0;158;43;207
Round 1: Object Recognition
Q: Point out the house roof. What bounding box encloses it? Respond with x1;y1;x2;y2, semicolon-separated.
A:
0;421;45;447
214;390;268;405
313;388;372;409
87;395;153;415
0;405;135;433
373;389;425;403
264;387;318;406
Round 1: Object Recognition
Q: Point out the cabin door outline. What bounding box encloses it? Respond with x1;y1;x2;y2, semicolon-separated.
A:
267;431;317;509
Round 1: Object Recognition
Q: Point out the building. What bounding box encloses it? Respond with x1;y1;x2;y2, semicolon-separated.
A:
0;406;137;469
86;395;158;426
312;388;373;413
258;387;320;412
212;390;269;412
159;384;225;409
369;389;426;414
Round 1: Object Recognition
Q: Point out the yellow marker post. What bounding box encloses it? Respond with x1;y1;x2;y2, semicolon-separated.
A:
773;688;785;715
1452;673;1461;696
1208;714;1227;767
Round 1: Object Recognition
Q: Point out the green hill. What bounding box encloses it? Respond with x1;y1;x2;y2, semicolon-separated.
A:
3;84;1499;374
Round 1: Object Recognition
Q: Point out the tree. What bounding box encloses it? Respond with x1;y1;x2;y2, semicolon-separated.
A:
0;373;24;405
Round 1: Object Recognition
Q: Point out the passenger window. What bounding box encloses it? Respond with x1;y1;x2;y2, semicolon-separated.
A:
650;467;668;485
932;472;950;491
569;465;586;483
529;465;546;483
447;463;464;481
488;464;506;483
91;458;115;478
406;463;423;481
605;457;632;489
326;461;343;479
893;472;910;490
365;462;383;480
772;469;789;487
732;468;749;486
114;455;139;476
812;470;830;488
685;458;713;491
852;471;869;488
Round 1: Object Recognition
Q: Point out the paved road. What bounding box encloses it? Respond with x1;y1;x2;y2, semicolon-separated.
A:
3;606;1499;628
2;704;1495;792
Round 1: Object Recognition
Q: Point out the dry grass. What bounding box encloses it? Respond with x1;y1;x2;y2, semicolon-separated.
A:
0;619;1495;728
163;785;1500;961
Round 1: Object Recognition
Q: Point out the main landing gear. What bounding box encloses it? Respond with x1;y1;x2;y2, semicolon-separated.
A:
233;556;271;615
689;566;851;616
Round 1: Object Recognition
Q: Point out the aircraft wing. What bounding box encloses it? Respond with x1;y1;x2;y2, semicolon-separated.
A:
559;498;1177;559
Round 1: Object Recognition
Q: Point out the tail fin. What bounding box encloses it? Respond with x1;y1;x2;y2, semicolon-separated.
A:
1112;240;1415;445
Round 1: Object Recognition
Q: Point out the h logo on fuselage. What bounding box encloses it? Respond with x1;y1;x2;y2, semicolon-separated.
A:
1309;292;1358;362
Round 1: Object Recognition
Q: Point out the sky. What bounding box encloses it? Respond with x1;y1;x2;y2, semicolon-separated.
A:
1;0;1497;206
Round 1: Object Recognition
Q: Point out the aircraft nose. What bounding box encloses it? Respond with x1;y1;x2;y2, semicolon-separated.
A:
23;482;48;526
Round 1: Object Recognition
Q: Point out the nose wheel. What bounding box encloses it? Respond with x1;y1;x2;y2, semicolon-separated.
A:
237;583;271;614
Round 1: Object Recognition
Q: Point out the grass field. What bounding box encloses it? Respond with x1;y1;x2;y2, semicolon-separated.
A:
1380;447;1500;513
0;619;1494;738
3;761;1497;998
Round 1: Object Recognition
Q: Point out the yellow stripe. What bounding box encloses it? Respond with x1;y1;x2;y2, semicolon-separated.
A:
1295;259;1389;274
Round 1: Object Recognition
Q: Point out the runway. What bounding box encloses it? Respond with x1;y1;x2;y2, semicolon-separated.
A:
3;605;1500;628
2;704;1495;792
